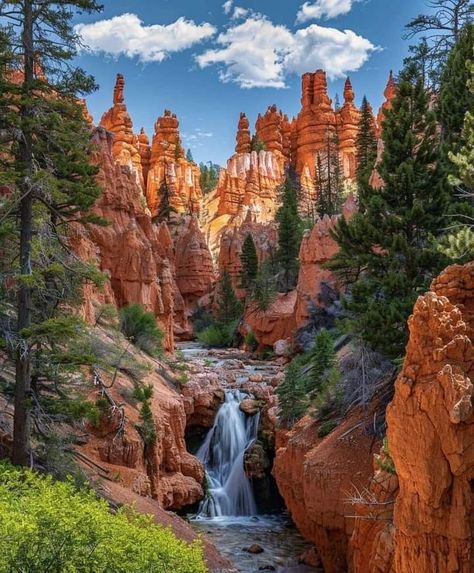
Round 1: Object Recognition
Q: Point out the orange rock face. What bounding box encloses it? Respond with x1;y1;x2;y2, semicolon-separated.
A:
79;342;205;511
336;78;361;179
385;261;474;573
76;127;178;351
99;74;145;190
296;193;357;328
376;71;395;135
255;104;292;163
274;410;379;573
146;110;203;217
236;112;251;154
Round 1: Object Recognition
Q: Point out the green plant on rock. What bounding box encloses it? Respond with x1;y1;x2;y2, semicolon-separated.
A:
119;304;164;356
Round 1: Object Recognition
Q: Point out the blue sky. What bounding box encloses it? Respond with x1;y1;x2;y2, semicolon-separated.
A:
74;0;429;165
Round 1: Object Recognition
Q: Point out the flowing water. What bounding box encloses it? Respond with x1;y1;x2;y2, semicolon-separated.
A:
180;346;319;572
196;390;260;518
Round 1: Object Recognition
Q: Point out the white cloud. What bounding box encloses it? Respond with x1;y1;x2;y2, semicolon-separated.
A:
196;13;376;88
196;15;293;88
232;6;249;19
75;13;216;63
285;25;376;79
296;0;358;23
223;0;233;15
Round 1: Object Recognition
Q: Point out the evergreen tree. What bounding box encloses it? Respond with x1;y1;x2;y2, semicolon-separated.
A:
0;0;103;466
186;148;194;162
199;162;220;194
240;233;259;290
328;63;448;359
303;329;336;394
250;261;277;312
355;96;377;189
250;135;266;152
174;138;183;161
155;178;176;222
315;126;344;218
277;356;308;427
276;175;303;292
217;270;243;324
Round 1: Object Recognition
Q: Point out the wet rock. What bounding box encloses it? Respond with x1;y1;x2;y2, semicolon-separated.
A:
239;399;260;416
273;339;292;357
244;442;271;480
249;373;263;383
244;544;264;554
298;547;322;568
259;566;276;571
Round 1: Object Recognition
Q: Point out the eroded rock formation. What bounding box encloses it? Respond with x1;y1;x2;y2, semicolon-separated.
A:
386;261;474;572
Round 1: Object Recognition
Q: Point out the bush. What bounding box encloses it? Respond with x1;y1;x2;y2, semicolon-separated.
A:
318;419;338;438
244;330;258;351
119;304;164;356
0;463;207;572
191;305;214;334
196;319;239;348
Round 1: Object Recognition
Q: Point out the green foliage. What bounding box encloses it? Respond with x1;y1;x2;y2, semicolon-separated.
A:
356;96;378;188
315;128;344;218
191;305;214;334
199;162;220;195
244;330;258;351
375;437;396;475
251;136;266;152
437;225;474;262
318;419;338;438
277;355;309;426
132;383;156;445
303;329;337;395
240;233;259;290
250;261;277;312
119;304;164;356
196;319;240;348
156;178;177;222
216;270;243;324
328;63;449;359
175;139;184;161
276;175;304;292
0;462;207;572
186;148;194;162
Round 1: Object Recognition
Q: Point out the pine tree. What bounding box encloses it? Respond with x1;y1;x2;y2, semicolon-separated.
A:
251;261;277;312
156;177;176;222
186;148;194;162
328;63;448;359
276;175;303;292
174;138;183;161
199;162;220;194
251;136;266;152
355;96;377;189
315;126;344;218
217;270;243;324
277;356;308;427
240;233;259;290
0;0;103;466
304;329;336;394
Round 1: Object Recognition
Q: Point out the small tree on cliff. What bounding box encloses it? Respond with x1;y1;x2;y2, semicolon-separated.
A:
0;0;106;466
328;63;449;359
355;96;378;191
217;270;243;324
315;126;344;218
240;233;259;291
186;148;194;162
276;175;303;292
156;178;176;222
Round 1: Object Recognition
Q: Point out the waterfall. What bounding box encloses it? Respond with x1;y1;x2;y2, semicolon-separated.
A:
196;390;259;518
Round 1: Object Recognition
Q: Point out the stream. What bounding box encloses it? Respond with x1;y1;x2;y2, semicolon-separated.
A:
178;343;320;573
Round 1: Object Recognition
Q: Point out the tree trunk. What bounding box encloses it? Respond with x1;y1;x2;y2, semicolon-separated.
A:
13;0;34;466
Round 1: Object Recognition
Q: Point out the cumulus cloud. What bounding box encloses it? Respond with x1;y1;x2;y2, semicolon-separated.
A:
297;0;358;23
196;15;293;88
75;13;216;63
196;13;376;88
223;0;233;15
232;6;249;19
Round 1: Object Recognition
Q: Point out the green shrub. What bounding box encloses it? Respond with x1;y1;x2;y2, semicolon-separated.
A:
318;419;338;438
0;463;207;572
196;319;239;348
375;436;397;475
191;306;214;334
244;330;258;351
119;304;164;356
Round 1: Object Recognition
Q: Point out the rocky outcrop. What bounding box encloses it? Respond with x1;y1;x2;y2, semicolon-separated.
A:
336;78;360;179
79;336;205;511
274;410;379;573
255;104;292;164
76;127;177;351
99;74;145;190
385;261;474;572
376;71;395;135
295;193;357;328
146;110;203;217
236;112;251;154
218;210;278;294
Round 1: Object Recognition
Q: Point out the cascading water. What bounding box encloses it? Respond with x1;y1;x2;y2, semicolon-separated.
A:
195;389;260;518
